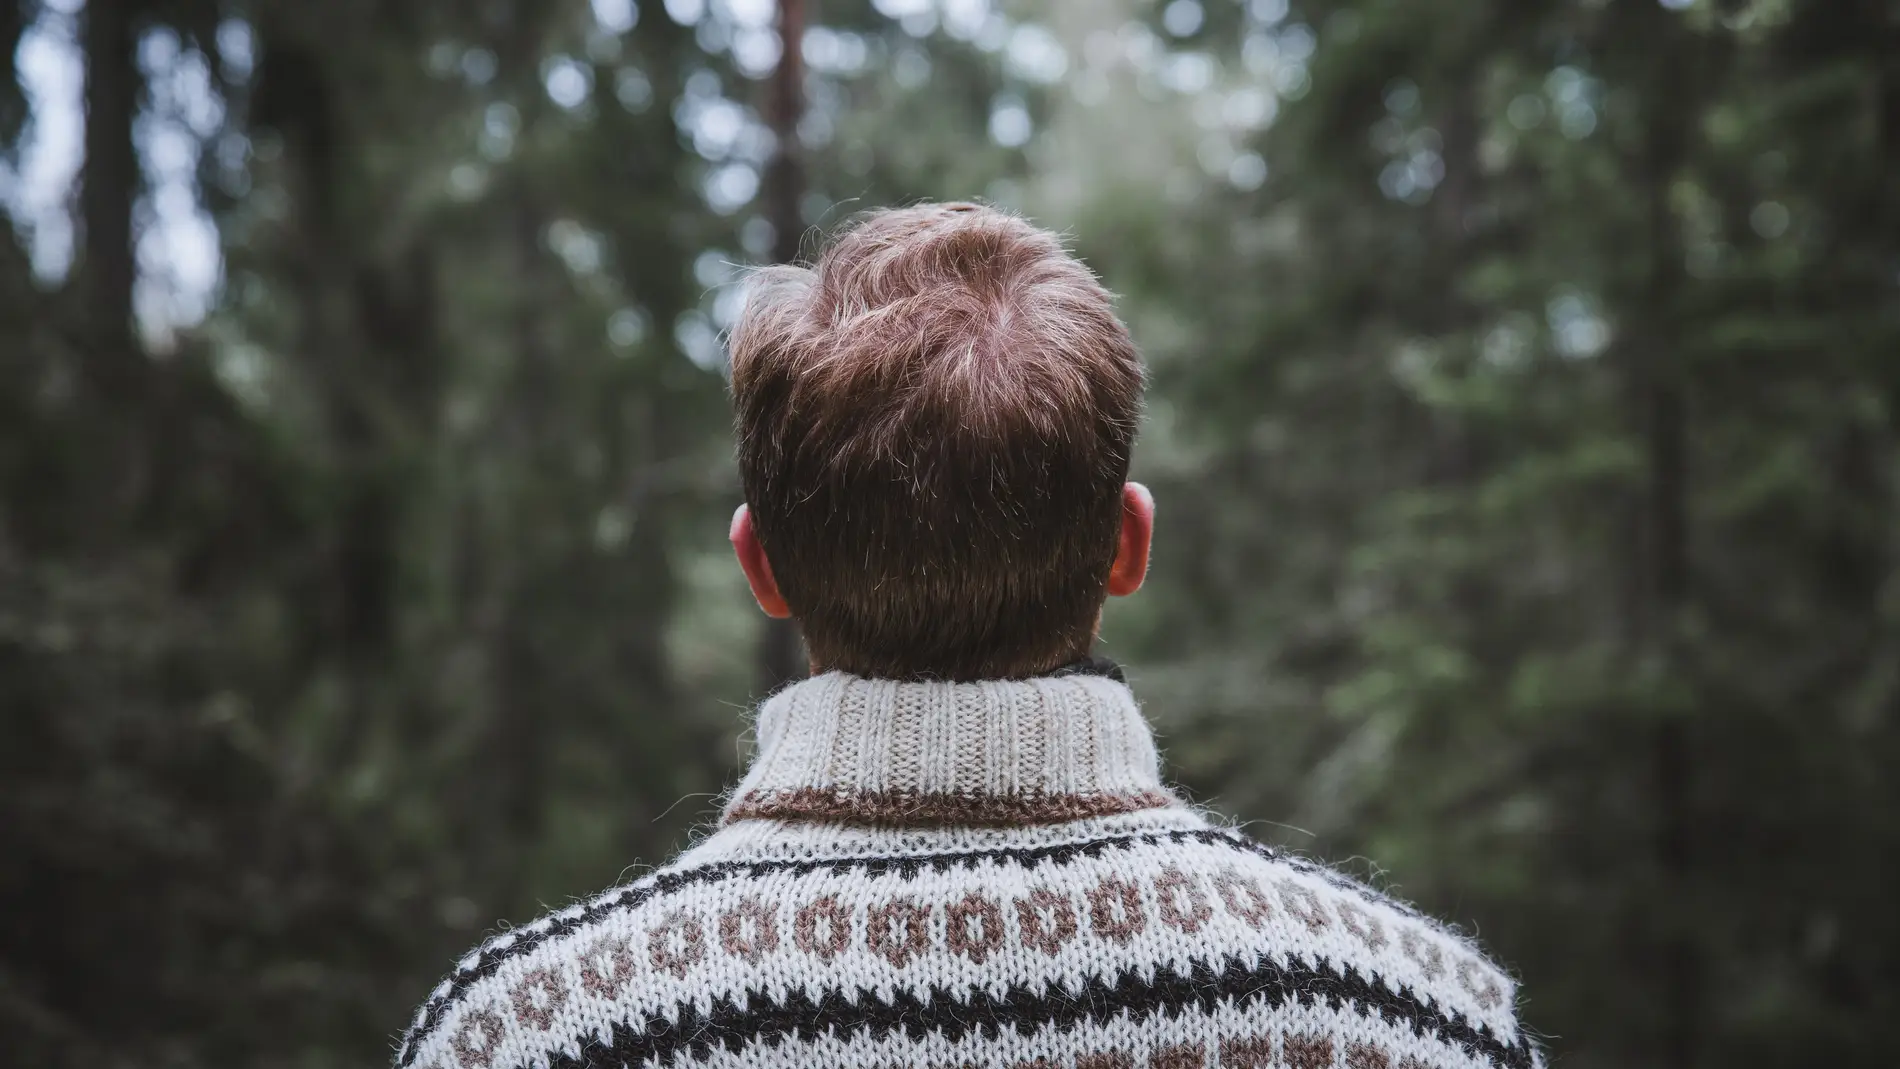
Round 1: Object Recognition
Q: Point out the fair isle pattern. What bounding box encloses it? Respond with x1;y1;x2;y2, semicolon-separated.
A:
397;675;1541;1069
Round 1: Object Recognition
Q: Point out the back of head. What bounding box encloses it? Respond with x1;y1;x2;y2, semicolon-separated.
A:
729;203;1144;681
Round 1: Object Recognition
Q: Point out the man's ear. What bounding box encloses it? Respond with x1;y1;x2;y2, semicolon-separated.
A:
730;504;793;618
1106;482;1154;597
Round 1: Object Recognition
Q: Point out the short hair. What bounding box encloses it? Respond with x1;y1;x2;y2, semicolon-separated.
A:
728;203;1144;681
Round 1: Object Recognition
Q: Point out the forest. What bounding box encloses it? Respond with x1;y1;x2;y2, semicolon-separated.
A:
3;0;1898;1066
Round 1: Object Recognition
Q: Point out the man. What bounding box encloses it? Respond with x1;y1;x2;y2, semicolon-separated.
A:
395;204;1541;1069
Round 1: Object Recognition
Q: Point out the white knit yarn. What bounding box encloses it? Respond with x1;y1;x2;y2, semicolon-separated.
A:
726;672;1165;812
396;674;1542;1069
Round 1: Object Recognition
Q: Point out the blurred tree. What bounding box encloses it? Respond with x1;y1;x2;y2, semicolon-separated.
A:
1062;2;1900;1067
3;0;741;1060
2;0;1896;1066
755;0;808;694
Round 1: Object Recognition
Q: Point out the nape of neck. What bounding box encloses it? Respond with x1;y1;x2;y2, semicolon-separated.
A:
721;672;1176;827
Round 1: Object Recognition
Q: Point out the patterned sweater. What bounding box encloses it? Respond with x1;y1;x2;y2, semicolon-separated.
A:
395;670;1542;1069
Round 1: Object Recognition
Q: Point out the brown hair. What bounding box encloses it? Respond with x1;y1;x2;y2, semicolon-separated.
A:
728;203;1143;680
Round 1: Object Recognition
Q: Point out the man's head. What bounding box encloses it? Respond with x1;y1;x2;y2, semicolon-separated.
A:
727;203;1150;681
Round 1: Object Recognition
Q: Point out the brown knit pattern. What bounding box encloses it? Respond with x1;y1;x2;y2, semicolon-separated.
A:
722;786;1179;827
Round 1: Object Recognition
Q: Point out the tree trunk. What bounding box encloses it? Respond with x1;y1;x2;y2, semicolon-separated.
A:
1628;13;1701;1067
80;0;140;379
489;194;553;910
755;0;810;694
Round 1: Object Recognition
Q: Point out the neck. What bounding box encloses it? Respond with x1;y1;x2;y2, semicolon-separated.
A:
722;670;1175;827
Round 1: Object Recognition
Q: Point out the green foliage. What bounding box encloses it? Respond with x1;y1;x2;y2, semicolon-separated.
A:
3;0;1897;1066
1086;2;1900;1066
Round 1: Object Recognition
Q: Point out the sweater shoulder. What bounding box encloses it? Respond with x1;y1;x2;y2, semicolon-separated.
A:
392;854;704;1069
1175;828;1541;1065
1224;832;1531;1025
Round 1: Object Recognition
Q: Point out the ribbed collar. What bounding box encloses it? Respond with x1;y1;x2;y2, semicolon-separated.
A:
721;671;1176;827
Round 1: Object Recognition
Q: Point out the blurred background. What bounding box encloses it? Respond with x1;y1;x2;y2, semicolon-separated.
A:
3;0;1897;1065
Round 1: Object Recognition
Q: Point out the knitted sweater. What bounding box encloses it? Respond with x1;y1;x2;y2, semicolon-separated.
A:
396;671;1541;1069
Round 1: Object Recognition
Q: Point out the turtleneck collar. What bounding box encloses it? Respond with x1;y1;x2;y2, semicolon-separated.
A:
721;670;1176;827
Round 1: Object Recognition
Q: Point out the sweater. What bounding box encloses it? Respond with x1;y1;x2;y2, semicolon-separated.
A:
395;670;1542;1069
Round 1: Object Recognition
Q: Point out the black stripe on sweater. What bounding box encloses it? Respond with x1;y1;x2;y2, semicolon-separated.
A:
543;953;1534;1069
399;829;1462;1066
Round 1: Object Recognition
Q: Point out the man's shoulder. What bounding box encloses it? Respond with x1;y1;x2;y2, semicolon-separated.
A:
392;857;695;1069
394;823;1537;1069
1116;827;1539;1067
1204;832;1525;1018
